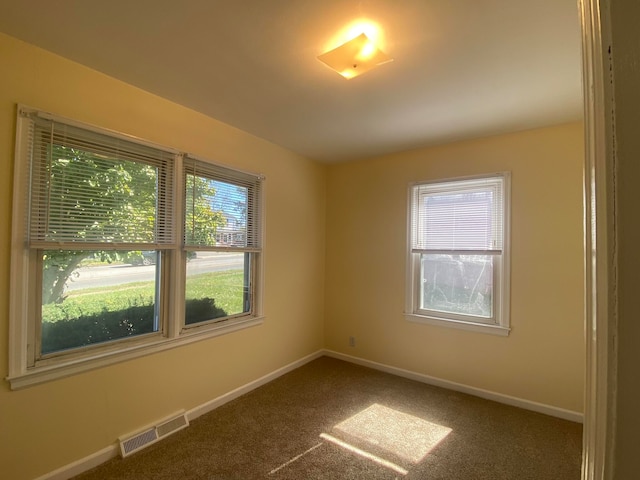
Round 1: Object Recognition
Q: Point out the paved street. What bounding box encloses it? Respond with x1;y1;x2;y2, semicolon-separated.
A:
66;252;244;291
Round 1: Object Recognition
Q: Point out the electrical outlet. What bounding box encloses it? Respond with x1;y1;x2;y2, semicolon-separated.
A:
349;336;356;347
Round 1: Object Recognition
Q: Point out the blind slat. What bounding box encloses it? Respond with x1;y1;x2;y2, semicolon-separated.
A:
28;117;175;246
411;176;505;252
183;156;262;250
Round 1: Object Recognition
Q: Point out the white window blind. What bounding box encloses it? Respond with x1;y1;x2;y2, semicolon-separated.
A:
26;114;175;247
183;156;262;250
411;176;505;254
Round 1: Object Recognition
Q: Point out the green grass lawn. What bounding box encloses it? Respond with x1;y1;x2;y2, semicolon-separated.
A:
42;270;245;323
186;270;246;316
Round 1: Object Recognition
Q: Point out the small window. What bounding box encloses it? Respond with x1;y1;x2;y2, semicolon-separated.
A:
8;106;264;388
182;157;262;327
406;174;510;335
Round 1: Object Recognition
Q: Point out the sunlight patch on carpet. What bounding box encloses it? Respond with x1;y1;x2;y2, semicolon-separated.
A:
320;433;409;475
333;403;452;463
268;442;324;475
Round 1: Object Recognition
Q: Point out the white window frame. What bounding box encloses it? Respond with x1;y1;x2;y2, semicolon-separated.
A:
405;173;511;336
7;106;265;389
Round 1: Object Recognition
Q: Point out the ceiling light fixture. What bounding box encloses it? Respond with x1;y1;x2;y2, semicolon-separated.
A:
318;32;393;79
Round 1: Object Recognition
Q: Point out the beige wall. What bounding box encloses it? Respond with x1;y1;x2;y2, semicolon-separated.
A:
0;33;326;480
325;123;585;412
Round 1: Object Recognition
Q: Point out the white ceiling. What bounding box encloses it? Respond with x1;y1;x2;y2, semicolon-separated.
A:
0;0;583;163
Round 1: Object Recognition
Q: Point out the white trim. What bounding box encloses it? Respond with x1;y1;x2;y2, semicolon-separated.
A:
579;0;615;479
8;105;32;379
33;445;119;480
7;317;265;390
324;350;583;423
182;151;266;184
23;106;180;156
404;313;510;336
408;171;513;188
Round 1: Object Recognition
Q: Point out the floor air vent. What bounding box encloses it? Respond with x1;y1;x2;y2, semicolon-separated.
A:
119;411;189;457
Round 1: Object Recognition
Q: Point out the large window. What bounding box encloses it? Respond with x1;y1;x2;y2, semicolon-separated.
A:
406;174;510;335
8;107;264;388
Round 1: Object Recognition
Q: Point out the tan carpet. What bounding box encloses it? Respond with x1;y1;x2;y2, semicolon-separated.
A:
75;356;582;479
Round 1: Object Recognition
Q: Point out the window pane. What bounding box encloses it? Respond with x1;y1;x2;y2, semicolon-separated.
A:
184;174;248;248
419;254;493;318
185;251;250;325
40;250;160;355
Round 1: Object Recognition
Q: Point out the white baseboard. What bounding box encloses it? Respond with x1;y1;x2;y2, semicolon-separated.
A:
324;349;584;423
34;445;118;480
35;350;324;480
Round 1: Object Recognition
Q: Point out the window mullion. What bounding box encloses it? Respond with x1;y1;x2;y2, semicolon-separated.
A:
166;153;185;339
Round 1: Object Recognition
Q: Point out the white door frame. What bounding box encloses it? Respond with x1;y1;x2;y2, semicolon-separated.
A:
579;0;615;478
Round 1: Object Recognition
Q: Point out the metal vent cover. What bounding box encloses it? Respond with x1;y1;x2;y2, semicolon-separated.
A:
157;413;189;438
119;411;189;458
120;428;157;457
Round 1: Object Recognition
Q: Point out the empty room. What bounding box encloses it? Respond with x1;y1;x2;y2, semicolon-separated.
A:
0;1;596;479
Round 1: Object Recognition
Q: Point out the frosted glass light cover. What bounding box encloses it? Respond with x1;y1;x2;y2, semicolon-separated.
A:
318;33;393;79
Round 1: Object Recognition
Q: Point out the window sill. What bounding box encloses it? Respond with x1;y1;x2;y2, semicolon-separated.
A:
404;313;510;336
6;316;264;390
